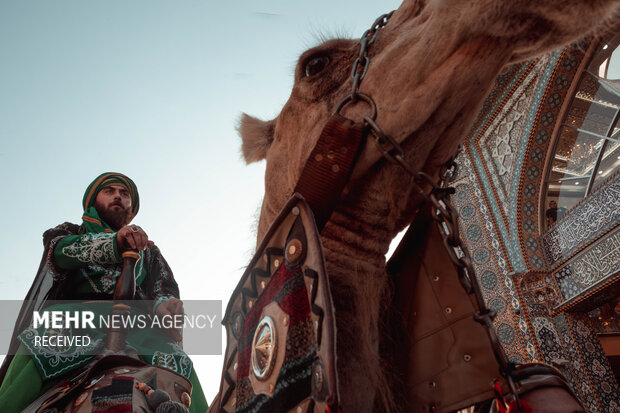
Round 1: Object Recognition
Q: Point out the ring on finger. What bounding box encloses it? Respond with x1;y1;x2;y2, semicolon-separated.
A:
130;226;140;233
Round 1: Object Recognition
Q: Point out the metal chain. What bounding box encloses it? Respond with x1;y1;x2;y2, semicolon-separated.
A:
335;11;394;118
434;149;524;408
348;11;523;406
350;11;394;101
369;114;516;381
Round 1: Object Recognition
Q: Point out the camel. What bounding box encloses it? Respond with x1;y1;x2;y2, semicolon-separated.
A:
235;1;619;411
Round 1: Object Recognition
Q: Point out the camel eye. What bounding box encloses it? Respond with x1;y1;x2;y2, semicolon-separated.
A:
304;56;330;77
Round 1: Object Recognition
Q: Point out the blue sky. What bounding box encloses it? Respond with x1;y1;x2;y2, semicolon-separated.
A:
0;0;400;403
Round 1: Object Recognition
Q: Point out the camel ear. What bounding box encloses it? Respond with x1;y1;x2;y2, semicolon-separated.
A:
238;113;276;164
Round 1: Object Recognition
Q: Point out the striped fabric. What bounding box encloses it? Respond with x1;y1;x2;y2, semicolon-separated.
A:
82;172;139;215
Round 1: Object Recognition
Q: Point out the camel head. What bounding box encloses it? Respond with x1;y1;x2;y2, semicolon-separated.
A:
238;1;618;410
240;0;618;249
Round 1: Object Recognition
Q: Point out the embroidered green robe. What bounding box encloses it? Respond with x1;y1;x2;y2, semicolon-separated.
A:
0;223;208;412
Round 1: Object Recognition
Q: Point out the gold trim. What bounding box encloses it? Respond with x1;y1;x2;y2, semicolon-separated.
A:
82;215;102;225
121;251;141;260
83;173;114;210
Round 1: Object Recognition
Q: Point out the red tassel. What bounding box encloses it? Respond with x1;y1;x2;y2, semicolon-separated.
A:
507;399;534;413
492;380;534;412
493;381;509;413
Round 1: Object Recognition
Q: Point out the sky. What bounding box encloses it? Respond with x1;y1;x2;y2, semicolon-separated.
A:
0;0;400;404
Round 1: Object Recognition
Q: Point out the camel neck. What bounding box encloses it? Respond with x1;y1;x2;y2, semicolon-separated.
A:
319;207;396;275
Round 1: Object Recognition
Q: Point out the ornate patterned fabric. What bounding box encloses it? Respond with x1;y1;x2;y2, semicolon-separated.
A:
211;194;338;413
15;223;185;381
235;263;315;412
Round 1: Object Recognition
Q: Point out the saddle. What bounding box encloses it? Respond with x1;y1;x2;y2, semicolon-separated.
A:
23;251;194;413
387;204;584;413
25;355;193;413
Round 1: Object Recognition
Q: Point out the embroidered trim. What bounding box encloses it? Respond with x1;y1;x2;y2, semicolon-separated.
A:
18;326;102;380
80;265;122;294
153;254;171;298
134;251;145;285
152;343;193;378
47;236;69;282
61;233;120;265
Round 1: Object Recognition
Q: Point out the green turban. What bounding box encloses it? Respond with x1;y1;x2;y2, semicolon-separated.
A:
82;172;140;216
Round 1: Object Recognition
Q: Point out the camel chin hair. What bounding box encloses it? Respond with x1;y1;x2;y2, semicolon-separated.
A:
238;113;275;164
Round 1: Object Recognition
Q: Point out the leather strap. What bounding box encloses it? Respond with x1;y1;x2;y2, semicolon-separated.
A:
293;114;367;231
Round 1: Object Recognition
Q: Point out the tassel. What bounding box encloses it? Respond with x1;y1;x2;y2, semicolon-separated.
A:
507;399;534;413
493;380;509;413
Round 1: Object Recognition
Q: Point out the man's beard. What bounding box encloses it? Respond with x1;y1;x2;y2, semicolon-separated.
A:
94;200;131;230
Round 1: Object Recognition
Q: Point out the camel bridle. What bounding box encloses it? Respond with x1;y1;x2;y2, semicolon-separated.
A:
292;10;538;411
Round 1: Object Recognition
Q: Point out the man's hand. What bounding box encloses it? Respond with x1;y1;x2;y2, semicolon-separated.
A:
156;298;184;342
116;225;155;251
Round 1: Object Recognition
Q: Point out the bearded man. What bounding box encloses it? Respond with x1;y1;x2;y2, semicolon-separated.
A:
0;172;207;412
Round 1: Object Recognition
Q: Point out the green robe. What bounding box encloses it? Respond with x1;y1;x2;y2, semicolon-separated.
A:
0;223;208;412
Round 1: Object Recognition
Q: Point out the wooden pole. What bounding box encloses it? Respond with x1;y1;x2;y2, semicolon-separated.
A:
104;250;139;352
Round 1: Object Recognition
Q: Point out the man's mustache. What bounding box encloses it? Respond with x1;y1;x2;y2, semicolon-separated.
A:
110;201;125;208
